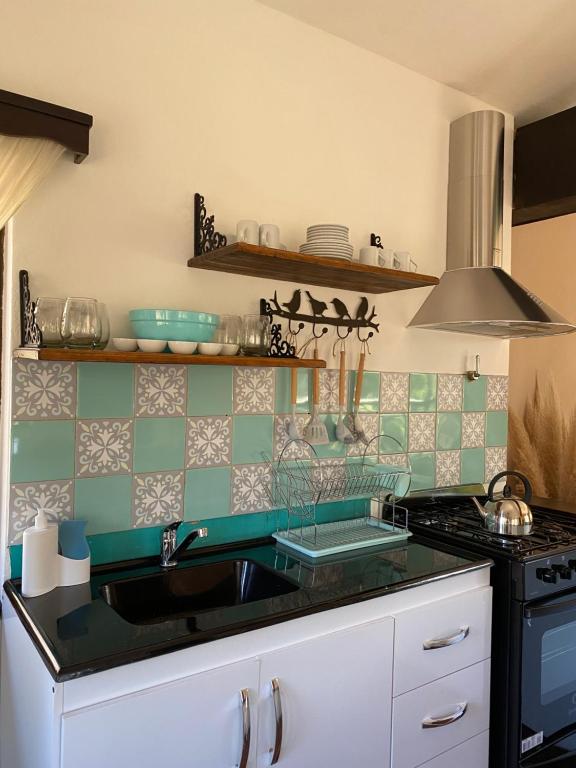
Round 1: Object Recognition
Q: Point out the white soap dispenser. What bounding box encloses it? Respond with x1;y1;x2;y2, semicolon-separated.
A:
21;508;58;597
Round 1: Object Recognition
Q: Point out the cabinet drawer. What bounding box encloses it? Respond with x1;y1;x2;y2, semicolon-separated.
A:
393;586;491;695
417;730;489;768
392;660;490;768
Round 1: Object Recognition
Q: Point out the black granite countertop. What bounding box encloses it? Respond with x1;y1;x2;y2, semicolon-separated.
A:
3;536;492;682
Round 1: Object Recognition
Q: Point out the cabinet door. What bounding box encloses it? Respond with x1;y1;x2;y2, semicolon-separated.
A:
256;618;394;768
61;659;259;768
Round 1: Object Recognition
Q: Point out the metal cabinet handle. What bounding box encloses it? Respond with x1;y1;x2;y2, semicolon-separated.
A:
238;688;251;768
422;626;469;650
422;702;467;728
270;678;283;765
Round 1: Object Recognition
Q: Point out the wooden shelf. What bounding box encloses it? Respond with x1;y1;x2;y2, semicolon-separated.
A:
13;348;326;368
187;242;439;294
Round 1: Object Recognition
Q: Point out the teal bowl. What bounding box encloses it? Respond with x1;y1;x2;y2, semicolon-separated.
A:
129;309;219;342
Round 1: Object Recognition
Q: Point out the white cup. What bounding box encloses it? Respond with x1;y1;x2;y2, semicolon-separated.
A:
359;246;380;266
395;251;418;272
378;248;397;269
237;220;259;245
259;223;280;249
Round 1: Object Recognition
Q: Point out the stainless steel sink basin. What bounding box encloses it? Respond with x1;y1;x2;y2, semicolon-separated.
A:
101;559;299;625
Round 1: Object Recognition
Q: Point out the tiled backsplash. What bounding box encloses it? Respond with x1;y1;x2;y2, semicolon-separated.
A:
8;360;508;544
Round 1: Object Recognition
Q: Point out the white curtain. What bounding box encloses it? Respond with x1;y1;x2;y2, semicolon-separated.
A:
0;135;65;231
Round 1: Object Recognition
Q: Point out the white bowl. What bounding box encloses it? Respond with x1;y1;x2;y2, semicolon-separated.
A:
198;342;223;356
137;338;167;352
220;343;240;356
112;337;138;352
168;340;197;354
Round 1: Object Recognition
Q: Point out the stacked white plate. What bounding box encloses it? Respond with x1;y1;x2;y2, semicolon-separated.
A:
299;224;353;261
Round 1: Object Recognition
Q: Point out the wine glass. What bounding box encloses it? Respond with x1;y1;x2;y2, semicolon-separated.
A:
35;297;65;347
61;297;101;348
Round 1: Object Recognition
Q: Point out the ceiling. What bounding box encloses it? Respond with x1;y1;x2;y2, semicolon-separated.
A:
259;0;576;125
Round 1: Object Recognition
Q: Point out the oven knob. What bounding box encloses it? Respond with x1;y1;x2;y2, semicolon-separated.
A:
536;568;558;583
552;564;572;579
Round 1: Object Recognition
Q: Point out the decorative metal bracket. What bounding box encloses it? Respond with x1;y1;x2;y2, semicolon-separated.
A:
370;233;383;248
193;192;227;257
19;269;42;347
262;290;379;357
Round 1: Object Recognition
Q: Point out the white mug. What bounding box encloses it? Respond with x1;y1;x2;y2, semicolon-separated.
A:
259;223;280;249
378;248;397;269
359;246;380;266
395;251;418;272
236;220;259;245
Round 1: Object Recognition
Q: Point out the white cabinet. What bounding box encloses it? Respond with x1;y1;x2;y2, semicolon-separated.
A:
418;731;490;768
256;618;394;768
61;659;259;768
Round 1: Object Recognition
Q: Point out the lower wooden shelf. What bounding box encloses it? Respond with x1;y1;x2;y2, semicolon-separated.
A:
12;348;326;368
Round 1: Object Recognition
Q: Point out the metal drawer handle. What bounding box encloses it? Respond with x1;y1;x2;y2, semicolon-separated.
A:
422;702;468;728
422;626;469;650
238;688;251;768
270;678;283;765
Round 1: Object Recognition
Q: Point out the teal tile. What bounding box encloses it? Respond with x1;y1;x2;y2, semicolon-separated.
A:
437;413;462;450
409;373;437;412
74;476;132;534
185;468;232;520
408;452;436;491
275;369;310;413
133;418;186;472
463;375;487;412
188;367;232;415
380;414;408;453
486;411;508;447
311;415;347;458
11;421;75;482
461;448;485;484
232;416;273;464
348;371;380;412
77;363;134;418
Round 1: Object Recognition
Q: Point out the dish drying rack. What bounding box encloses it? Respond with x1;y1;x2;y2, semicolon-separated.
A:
264;436;412;558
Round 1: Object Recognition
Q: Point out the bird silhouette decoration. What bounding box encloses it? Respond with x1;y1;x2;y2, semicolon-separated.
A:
355;296;369;321
306;291;328;317
282;289;301;314
331;298;351;320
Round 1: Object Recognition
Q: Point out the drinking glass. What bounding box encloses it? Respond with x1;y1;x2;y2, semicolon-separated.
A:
35;297;65;347
241;314;271;357
219;315;242;347
93;303;110;350
61;297;101;348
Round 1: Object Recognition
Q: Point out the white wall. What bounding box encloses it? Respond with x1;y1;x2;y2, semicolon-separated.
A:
0;0;511;373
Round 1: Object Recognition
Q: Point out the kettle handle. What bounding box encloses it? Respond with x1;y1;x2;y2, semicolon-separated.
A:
488;471;532;504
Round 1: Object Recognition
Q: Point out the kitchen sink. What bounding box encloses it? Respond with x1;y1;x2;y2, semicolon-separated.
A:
100;559;299;625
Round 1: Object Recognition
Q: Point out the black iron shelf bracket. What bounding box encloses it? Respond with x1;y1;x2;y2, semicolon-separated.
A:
193;192;227;257
370;232;383;248
19;270;42;347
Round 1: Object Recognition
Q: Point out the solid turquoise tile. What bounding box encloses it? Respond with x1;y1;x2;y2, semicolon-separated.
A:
133;418;186;472
486;411;508;447
185;468;232;520
437;413;462;450
348;371;380;412
463;375;487;412
74;476;132;534
409;373;437;412
380;414;408;453
77;363;134;418
408;452;436;491
275;369;310;413
232;416;273;464
11;420;75;482
461;448;486;484
188;367;233;415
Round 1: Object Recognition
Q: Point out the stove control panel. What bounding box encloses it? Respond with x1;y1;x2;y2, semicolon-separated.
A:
527;554;576;599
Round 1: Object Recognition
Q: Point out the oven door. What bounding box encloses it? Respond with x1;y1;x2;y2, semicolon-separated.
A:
521;590;576;761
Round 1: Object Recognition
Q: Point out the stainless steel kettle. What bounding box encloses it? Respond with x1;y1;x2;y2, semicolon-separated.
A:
471;471;533;536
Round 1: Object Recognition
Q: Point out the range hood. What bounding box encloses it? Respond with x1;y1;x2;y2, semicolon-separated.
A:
408;110;576;338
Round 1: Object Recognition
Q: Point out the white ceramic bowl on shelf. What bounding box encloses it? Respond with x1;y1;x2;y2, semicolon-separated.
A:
137;339;167;353
168;340;197;354
198;342;223;356
112;338;138;352
220;343;240;356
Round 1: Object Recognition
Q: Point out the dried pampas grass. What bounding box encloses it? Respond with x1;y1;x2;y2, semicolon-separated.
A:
509;375;576;502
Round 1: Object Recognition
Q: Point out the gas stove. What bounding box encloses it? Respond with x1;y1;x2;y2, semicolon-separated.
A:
403;494;576;768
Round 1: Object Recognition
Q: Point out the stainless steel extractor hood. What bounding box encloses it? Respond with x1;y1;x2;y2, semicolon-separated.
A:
408;110;576;338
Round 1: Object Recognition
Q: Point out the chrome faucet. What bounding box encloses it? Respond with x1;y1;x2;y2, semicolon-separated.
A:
160;521;208;568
